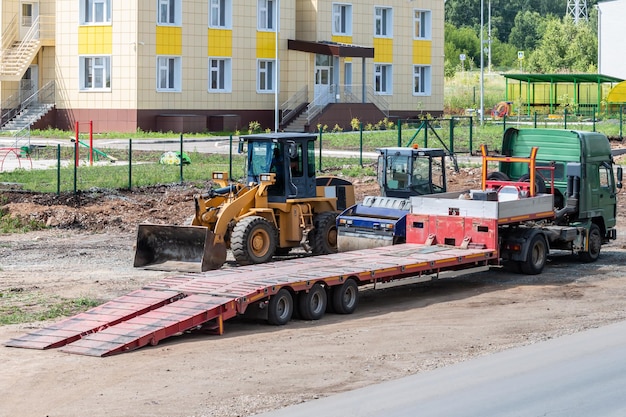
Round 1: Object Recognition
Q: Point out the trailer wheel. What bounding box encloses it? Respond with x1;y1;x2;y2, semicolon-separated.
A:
520;234;547;275
231;216;277;265
309;212;338;255
268;289;294;326
298;283;327;320
579;223;602;263
332;279;359;314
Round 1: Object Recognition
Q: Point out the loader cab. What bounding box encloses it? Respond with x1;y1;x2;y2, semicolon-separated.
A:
241;133;317;202
377;147;447;199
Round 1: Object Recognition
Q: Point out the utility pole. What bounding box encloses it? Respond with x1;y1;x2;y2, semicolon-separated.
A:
480;0;484;126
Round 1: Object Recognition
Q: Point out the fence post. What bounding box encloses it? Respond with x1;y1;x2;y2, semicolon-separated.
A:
179;133;184;184
449;117;455;154
423;120;428;147
592;108;596;132
397;118;402;147
318;126;323;171
469;117;473;155
619;104;624;139
128;139;132;190
534;112;537;128
564;108;568;129
503;114;507;134
57;144;61;196
359;122;364;168
229;134;233;180
73;138;78;194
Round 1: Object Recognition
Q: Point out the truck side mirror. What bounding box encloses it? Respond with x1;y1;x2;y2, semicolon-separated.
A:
617;166;623;189
238;140;245;154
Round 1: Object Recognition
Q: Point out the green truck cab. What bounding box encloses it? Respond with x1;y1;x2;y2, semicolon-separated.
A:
496;128;622;260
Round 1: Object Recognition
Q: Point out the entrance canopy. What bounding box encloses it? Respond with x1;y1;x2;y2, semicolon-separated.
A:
288;39;374;58
503;73;623;115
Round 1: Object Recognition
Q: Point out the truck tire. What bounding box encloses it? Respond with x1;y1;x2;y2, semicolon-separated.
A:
579;223;602;263
298;283;327;320
487;171;510;181
309;212;338;255
520;234;547;275
268;288;293;326
332;279;359;314
519;173;546;194
231;216;277;265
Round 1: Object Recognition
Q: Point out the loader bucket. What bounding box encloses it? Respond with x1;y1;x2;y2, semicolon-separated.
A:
134;224;227;272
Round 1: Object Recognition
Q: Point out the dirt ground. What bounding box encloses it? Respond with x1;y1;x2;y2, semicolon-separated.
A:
1;161;626;417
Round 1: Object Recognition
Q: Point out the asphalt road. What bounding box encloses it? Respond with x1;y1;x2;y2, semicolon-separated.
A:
254;320;626;417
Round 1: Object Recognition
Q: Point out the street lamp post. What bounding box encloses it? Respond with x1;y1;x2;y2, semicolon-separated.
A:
480;0;484;126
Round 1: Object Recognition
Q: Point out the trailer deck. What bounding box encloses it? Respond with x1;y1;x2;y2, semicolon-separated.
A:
6;243;496;356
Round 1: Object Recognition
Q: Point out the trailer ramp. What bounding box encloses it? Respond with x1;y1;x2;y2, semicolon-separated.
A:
6;244;497;356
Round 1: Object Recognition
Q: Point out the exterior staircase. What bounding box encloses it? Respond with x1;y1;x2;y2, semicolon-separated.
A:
283;112;308;132
0;40;41;81
1;81;55;132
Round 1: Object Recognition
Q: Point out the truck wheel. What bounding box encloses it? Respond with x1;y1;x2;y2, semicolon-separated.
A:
487;171;510;181
268;289;293;326
332;279;359;314
231;216;277;265
579;223;602;263
309;212;338;255
298;283;327;320
519;173;546;194
520;234;547;275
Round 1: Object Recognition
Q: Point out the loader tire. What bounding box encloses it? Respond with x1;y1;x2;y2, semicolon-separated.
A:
231;216;277;265
309;212;338;255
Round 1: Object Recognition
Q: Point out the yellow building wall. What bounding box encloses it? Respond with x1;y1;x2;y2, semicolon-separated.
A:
51;0;443;121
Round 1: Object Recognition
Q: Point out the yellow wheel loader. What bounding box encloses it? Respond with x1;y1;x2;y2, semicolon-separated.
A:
134;133;355;272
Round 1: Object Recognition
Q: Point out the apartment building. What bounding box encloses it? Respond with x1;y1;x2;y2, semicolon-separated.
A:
0;0;443;133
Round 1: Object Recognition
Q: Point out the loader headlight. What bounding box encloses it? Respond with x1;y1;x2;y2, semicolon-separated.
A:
212;172;225;180
260;174;272;182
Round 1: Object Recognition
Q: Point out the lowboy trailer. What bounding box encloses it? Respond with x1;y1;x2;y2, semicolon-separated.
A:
5;130;621;356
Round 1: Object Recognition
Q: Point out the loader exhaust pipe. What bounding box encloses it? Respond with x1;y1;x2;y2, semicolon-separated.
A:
134;224;227;272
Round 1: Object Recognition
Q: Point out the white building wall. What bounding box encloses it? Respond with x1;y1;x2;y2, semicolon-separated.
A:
598;0;626;78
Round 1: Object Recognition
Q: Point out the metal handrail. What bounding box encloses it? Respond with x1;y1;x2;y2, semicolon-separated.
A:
0;15;51;76
280;85;308;125
1;81;55;130
1;15;19;52
306;85;336;124
366;86;390;116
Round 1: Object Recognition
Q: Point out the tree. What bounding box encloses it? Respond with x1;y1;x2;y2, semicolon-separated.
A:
509;10;547;51
526;17;597;73
444;23;481;75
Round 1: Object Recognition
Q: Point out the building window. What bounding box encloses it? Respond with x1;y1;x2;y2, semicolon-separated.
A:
374;7;392;37
209;0;232;28
413;9;431;39
413;65;431;95
209;58;232;92
257;59;275;93
80;0;111;24
80;56;111;90
258;0;276;31
158;0;181;25
332;3;352;36
157;56;182;91
374;64;392;94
